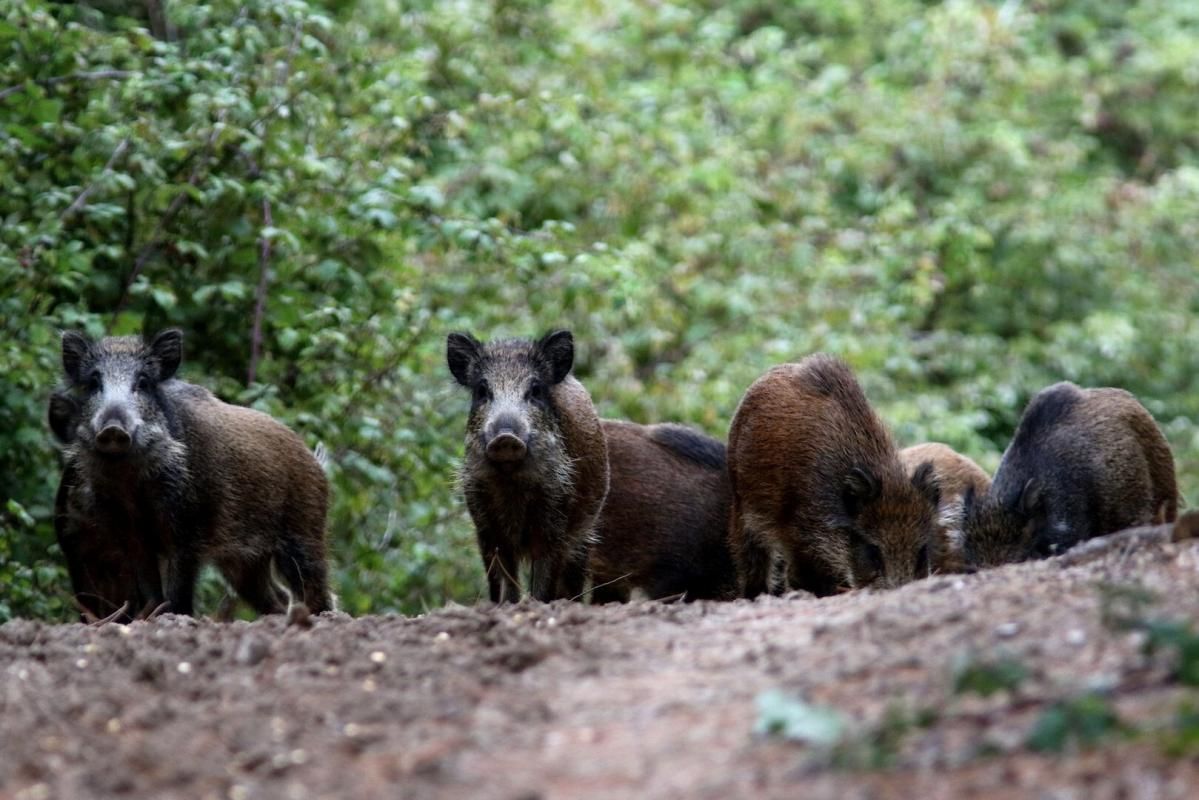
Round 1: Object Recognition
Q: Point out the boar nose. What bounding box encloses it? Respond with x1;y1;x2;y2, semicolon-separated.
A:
486;431;528;463
96;424;132;454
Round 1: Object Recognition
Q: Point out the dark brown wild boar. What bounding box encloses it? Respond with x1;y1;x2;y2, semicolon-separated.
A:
899;443;991;574
589;421;736;603
448;330;609;603
53;329;333;620
961;382;1178;569
728;354;940;597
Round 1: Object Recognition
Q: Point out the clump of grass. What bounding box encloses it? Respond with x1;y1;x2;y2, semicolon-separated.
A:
952;655;1028;698
1026;693;1130;753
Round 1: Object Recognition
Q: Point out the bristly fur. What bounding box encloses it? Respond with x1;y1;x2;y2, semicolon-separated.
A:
728;354;940;598
52;329;333;621
449;331;609;603
899;443;991;574
589;420;737;602
960;382;1178;569
648;423;726;471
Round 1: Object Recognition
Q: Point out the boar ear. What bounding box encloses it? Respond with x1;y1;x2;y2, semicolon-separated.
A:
446;332;482;387
1018;478;1044;517
842;466;881;517
47;392;78;444
962;484;977;516
150;329;183;381
61;331;93;382
911;461;941;508
536;329;574;384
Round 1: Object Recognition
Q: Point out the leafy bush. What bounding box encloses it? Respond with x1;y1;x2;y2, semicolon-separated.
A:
2;0;1198;620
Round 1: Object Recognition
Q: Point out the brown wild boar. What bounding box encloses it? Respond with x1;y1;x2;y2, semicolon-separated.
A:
961;382;1178;569
589;421;737;603
53;329;333;620
899;443;991;574
728;354;940;597
448;330;609;603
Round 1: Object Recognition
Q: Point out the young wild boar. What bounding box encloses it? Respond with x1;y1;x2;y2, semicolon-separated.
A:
589;421;737;603
447;330;609;603
53;329;333;619
960;382;1179;569
728;354;940;598
899;443;991;573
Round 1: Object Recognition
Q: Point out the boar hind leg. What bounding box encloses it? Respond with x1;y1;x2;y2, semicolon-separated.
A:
732;512;774;599
274;538;333;614
224;557;289;616
164;551;200;616
590;580;630;604
555;552;589;601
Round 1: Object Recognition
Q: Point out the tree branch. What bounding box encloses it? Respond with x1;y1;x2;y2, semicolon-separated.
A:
61;138;130;221
247;198;272;386
0;70;135;102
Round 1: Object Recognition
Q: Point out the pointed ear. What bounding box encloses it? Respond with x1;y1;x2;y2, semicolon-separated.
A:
61;331;93;382
446;332;482;387
535;329;574;384
911;461;941;508
842;466;881;518
1018;478;1044;517
149;329;183;381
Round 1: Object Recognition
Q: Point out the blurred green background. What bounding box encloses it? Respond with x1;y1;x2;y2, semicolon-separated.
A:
1;0;1196;621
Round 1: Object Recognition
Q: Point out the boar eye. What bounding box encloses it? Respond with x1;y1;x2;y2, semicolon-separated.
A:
526;379;548;404
85;372;102;393
136;373;152;392
473;380;492;403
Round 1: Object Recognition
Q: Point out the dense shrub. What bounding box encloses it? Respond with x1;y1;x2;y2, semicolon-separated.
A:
2;0;1196;620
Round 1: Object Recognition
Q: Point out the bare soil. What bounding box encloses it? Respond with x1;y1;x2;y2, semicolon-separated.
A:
3;525;1199;800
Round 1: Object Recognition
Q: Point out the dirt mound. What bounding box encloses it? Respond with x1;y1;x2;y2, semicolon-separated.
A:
3;526;1199;799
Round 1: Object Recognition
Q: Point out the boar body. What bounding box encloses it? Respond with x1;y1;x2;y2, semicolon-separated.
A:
962;382;1178;568
53;330;332;619
449;330;608;603
728;354;939;597
589;421;736;602
899;443;991;573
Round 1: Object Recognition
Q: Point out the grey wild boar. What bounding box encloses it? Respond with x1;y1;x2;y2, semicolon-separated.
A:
53;329;333;619
899;443;991;574
961;382;1178;569
589;421;737;603
728;354;940;597
447;330;609;603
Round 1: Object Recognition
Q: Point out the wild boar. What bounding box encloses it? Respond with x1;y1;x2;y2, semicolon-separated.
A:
448;329;608;602
589;421;736;602
899;443;991;573
53;329;333;618
961;382;1178;568
728;354;940;597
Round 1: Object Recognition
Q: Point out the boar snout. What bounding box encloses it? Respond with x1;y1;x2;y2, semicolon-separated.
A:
96;422;134;454
484;414;529;463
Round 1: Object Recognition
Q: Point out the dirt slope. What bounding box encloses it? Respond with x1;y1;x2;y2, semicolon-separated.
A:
3;526;1199;800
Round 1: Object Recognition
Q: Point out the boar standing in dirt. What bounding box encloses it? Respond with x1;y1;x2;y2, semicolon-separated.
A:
899;443;991;574
53;329;333;619
589;421;736;603
960;382;1178;569
728;354;941;598
448;330;609;603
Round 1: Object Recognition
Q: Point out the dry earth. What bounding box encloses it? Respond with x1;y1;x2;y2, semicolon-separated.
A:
3;524;1199;800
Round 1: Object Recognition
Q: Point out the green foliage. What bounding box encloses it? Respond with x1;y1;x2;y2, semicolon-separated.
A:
754;690;848;747
1026;693;1129;754
3;0;1199;619
952;654;1029;697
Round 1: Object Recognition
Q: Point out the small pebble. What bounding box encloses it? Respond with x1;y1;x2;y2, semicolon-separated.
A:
434;632;450;642
177;662;192;675
370;650;387;663
1066;628;1087;646
995;622;1021;638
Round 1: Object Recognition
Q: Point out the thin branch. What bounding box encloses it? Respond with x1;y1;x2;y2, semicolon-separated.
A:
0;70;135;102
61;137;130;221
247;197;272;385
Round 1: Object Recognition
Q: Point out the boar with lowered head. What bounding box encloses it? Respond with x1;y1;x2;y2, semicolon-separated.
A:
448;330;608;603
899;443;991;573
589;421;737;603
53;329;333;619
728;354;941;597
961;382;1178;569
